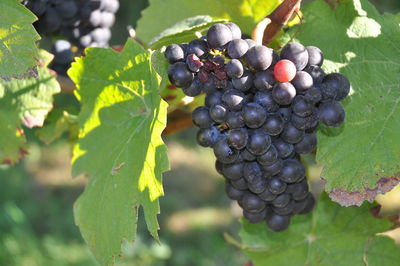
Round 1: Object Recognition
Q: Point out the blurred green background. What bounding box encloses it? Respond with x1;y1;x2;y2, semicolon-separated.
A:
1;0;400;265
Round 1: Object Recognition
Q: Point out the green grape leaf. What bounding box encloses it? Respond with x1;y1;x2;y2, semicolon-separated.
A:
0;0;40;80
136;0;281;44
35;110;78;144
68;39;169;265
149;16;228;49
288;0;400;206
0;50;60;163
240;194;400;265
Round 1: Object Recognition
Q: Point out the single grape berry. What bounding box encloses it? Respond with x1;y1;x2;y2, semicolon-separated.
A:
274;59;297;82
291;71;313;92
267;214;291;232
322;73;350;101
228;128;248;150
226;59;244;79
168;62;194;88
318;101;345;127
192;106;213;128
243;103;267;128
222;162;244;181
227;39;249;59
272;82;296;105
207;23;233;49
254;69;275;91
224;22;242;39
306;46;324;66
165;44;185;63
245;45;273;71
280;42;309;71
225;182;245;200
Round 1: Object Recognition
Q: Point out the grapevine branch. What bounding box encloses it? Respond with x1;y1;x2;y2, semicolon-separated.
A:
252;0;302;46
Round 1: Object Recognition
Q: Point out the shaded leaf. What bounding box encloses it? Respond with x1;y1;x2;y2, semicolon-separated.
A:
0;50;60;163
240;194;400;265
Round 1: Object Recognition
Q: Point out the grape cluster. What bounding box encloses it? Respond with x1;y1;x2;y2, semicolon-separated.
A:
24;0;119;48
164;23;350;232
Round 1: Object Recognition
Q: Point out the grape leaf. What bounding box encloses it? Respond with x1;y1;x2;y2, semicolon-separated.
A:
240;194;400;265
0;50;60;163
287;0;400;206
149;16;228;49
136;0;281;44
0;0;40;80
68;39;169;265
35;110;78;144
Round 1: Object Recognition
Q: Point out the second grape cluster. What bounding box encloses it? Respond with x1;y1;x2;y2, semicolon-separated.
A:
165;22;350;232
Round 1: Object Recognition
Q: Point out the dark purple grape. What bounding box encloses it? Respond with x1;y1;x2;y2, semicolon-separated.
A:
202;78;217;94
278;159;305;183
263;113;284;136
254;91;279;112
248;178;268;194
247;130;271;155
268;177;287;195
254;69;275;91
164;44;185;63
243;208;267;224
272;193;291;208
273;138;294;159
213;137;239;163
245;45;273;71
226;111;245;129
273;201;295;216
243;103;267;128
322;73;350;101
292;71;313;93
304;86;322;104
226;59;244;79
306;46;324;66
318;101;345;127
224;22;242;39
222;89;245;111
257;145;278;166
205;91;223;107
261;159;283;176
183;78;202;96
242;193;266;213
281;123;305;144
267;214;291;232
231;177;248;190
227;39;249;59
294;133;317;154
304;65;325;84
272;82;296;105
192;106;213;128
243;162;263;183
188;38;209;58
228;128;248;150
298;194;316;214
280;42;309;71
210;104;228;123
232;70;254;92
207;23;233;49
168;62;194;88
197;127;221;147
222;162;244;181
292;95;315;117
287;180;309;201
240;149;256;162
225;182;245;200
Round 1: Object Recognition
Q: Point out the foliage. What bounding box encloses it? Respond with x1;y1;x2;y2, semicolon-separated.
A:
287;0;400;206
240;193;400;265
0;0;40;80
68;39;169;265
0;50;60;163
